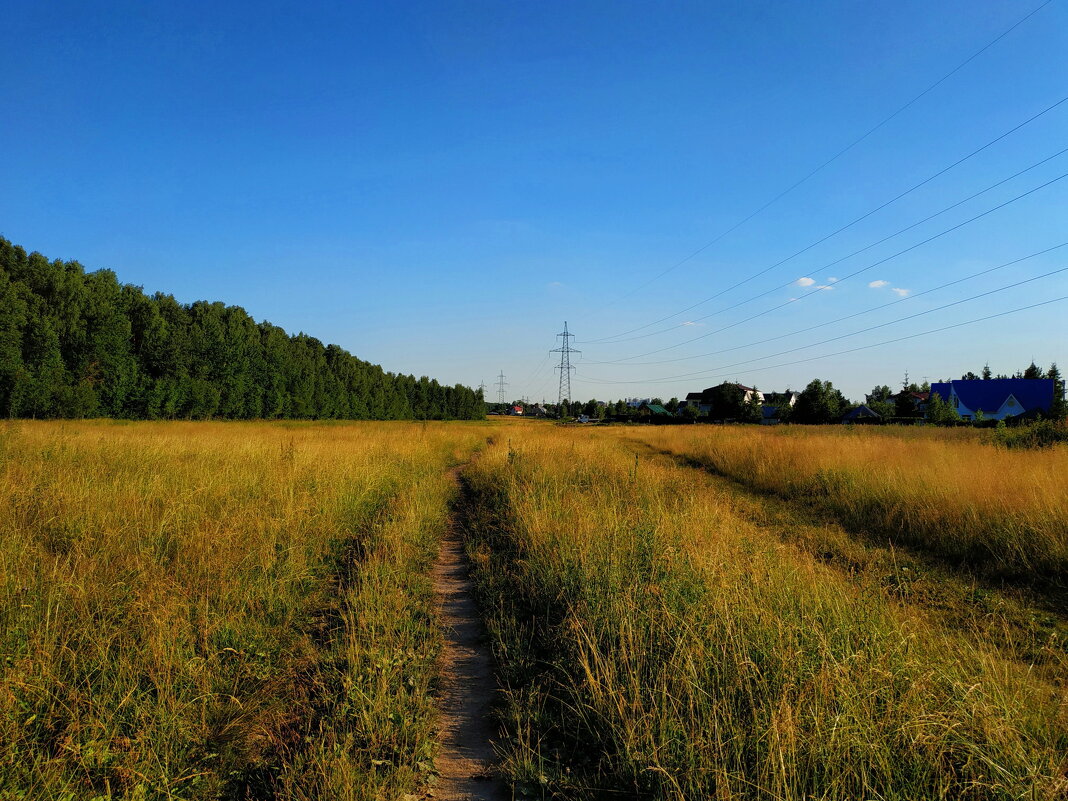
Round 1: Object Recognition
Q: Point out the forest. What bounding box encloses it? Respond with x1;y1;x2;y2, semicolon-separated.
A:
0;237;483;420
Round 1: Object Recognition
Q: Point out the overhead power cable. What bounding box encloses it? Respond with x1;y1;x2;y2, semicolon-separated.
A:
576;295;1068;388
590;145;1068;349
583;266;1068;383
585;0;1056;321
516;352;551;396
585;92;1068;345
583;241;1068;366
595;168;1068;362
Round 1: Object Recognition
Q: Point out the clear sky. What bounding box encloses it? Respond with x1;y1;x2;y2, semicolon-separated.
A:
2;0;1065;403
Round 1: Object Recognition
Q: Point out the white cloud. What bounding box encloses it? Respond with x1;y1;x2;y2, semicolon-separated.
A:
815;284;834;291
891;287;910;297
827;276;840;283
547;281;563;288
796;277;815;287
681;320;704;327
868;280;889;289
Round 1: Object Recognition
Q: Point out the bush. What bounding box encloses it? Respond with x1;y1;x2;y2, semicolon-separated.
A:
989;418;1068;449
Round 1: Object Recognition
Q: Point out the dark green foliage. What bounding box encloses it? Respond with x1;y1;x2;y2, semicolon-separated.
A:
706;382;747;419
794;379;850;424
740;387;763;424
865;385;895;419
1023;361;1045;380
990;418;1068;449
925;392;961;426
0;237;482;420
894;392;921;419
1047;363;1066;421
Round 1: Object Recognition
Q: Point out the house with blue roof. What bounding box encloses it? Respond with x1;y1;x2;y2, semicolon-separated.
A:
842;404;882;423
927;379;1055;421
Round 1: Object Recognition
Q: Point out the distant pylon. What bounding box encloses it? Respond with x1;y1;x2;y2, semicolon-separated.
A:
478;380;487;398
496;371;508;405
551;322;580;408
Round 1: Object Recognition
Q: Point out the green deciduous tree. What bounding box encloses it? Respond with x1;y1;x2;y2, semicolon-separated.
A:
0;236;484;422
794;379;849;424
926;392;961;426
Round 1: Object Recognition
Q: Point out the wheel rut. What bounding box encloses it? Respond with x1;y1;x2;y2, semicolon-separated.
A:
429;467;508;801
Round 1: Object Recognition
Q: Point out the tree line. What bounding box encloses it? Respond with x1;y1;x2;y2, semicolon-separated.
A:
0;238;484;420
512;362;1066;425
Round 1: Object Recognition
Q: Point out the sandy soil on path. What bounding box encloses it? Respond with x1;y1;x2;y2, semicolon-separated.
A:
429;471;509;801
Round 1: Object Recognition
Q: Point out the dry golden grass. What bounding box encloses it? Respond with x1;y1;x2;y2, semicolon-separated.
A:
4;418;1066;800
0;420;488;799
462;425;1068;799
623;424;1068;578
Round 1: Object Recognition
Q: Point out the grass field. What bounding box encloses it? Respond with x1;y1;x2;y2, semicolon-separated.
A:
463;424;1067;799
1;419;1065;799
0;420;488;800
622;424;1068;579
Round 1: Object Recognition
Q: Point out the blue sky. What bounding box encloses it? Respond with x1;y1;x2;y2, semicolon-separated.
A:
2;0;1065;402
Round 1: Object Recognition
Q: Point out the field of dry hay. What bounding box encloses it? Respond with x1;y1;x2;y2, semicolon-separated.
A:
1;419;1064;799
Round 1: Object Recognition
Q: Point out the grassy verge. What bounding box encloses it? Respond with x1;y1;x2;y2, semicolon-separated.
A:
463;427;1067;800
622;425;1068;582
0;420;485;800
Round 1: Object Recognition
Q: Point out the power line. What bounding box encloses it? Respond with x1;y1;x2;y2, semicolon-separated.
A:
593;143;1068;350
585;0;1056;318
551;322;580;406
585;93;1068;345
589;144;1068;356
596;168;1068;363
576;295;1068;388
583;266;1068;384
515;352;551;398
585;242;1068;367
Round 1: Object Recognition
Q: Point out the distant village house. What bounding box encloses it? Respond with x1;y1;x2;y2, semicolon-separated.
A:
927;379;1055;421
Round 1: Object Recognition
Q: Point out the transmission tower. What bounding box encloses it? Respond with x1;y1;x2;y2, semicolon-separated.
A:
478;380;487;399
551;321;580;408
496;371;508;405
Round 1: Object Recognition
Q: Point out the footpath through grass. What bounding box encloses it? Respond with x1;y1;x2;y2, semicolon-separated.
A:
0;420;487;800
463;426;1067;800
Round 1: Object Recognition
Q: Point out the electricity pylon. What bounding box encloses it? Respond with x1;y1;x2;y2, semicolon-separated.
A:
551;322;579;409
496;371;508;405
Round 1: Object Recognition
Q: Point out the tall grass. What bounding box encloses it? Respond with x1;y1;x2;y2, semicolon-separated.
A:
0;420;486;800
463;427;1068;799
626;425;1068;580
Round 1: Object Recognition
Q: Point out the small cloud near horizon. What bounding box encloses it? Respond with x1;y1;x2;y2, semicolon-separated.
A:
827;276;839;283
868;280;889;289
815;284;834;291
796;277;815;287
681;320;704;327
891;287;910;297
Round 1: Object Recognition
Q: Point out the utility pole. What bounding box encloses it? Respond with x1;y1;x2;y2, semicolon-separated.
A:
551;321;580;410
496;371;508;406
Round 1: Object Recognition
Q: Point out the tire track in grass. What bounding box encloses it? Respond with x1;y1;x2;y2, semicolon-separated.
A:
625;438;1068;683
430;466;508;801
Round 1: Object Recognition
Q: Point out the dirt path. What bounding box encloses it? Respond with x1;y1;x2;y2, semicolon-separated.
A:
430;470;509;801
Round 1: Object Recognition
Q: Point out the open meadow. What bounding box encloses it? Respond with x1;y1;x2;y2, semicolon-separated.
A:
1;419;1065;800
0;420;490;800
